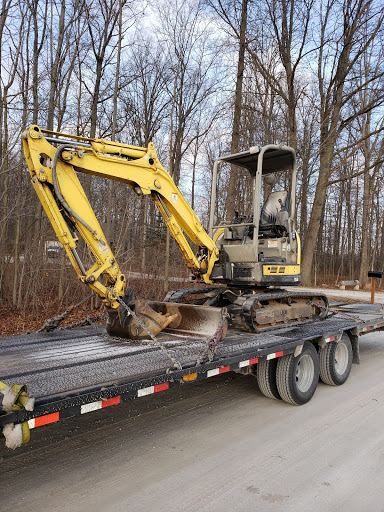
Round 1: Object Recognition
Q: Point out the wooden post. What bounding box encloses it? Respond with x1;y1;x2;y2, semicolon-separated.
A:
371;277;375;305
368;271;383;305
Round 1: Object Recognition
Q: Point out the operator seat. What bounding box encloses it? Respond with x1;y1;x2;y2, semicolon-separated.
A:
260;190;289;234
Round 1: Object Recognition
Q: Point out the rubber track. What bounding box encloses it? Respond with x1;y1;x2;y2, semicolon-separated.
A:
230;290;329;333
165;287;329;334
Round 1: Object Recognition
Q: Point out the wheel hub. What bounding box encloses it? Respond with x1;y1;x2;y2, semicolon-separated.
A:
295;354;314;392
334;343;349;375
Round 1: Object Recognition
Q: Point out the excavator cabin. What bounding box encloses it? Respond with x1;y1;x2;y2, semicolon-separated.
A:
208;145;300;287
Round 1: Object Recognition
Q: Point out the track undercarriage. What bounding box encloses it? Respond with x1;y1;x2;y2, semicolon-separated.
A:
164;287;329;334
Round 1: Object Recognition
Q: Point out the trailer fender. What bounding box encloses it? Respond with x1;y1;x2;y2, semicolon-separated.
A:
318;332;343;349
348;332;360;365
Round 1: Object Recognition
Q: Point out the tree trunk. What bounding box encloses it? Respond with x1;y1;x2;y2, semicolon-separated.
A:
46;0;66;131
225;0;248;218
359;167;371;288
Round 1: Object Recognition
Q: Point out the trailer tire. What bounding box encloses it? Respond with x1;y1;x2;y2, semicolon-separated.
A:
276;342;319;405
319;333;352;386
256;358;281;400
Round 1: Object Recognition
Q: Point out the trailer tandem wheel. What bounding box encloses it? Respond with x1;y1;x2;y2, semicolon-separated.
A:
319;333;353;386
256;358;281;400
276;342;320;405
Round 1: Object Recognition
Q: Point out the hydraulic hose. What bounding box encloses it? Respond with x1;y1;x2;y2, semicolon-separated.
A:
52;144;98;239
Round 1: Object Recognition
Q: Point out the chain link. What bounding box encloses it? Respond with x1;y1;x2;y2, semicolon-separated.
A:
111;292;182;371
108;290;230;369
330;308;364;323
195;312;230;366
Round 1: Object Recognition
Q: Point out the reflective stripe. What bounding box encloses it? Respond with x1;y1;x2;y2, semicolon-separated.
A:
138;383;169;397
28;412;59;429
267;351;283;360
81;396;121;414
207;366;230;378
239;357;259;368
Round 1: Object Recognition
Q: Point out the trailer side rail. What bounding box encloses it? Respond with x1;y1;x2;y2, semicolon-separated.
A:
1;306;384;447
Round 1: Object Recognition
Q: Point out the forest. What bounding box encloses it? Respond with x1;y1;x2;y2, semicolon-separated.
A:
0;0;383;330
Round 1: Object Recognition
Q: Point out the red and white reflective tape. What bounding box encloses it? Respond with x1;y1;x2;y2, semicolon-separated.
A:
25;350;293;430
81;395;121;414
137;382;169;397
324;336;336;343
28;412;59;429
238;357;259;368
361;322;384;332
207;366;230;378
266;351;284;360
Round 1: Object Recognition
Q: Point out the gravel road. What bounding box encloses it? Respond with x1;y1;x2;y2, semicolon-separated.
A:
2;329;384;512
294;286;384;304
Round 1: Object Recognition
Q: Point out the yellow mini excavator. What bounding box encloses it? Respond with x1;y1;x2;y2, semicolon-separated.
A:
22;125;328;340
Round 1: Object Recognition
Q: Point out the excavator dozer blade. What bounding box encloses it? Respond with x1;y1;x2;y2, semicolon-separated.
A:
106;300;227;341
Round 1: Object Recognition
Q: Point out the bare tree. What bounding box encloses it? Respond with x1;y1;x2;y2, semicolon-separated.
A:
208;0;250;217
301;0;384;284
46;0;84;131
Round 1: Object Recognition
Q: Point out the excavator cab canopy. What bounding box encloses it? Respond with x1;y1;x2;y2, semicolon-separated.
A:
208;144;297;237
207;144;299;287
216;146;295;176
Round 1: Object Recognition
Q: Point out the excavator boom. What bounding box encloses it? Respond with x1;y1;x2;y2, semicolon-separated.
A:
22;125;221;338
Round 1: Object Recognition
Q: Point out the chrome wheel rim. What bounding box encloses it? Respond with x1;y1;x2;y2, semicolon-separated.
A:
334;342;348;375
295;354;314;392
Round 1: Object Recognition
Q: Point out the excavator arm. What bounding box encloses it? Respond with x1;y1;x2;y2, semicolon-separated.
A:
22;125;226;340
22;125;219;311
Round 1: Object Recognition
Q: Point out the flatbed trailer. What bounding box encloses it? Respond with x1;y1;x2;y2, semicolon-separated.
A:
1;303;384;449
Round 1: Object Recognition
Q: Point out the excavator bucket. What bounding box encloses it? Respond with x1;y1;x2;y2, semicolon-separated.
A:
106;299;226;341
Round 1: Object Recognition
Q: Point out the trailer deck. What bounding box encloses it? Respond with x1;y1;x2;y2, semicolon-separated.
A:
1;304;384;444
